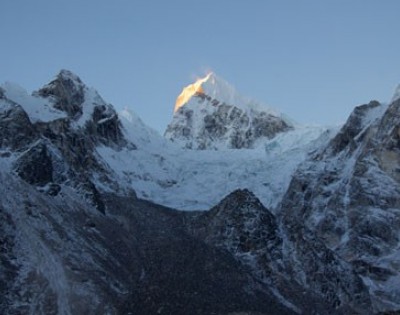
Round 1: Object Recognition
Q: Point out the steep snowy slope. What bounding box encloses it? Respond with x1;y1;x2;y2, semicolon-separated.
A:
165;73;293;150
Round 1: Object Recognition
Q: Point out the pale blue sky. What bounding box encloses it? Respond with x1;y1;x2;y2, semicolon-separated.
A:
1;0;400;133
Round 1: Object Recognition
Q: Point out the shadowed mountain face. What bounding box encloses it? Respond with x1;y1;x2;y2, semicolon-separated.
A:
0;182;370;315
0;182;291;315
0;70;399;314
280;99;400;312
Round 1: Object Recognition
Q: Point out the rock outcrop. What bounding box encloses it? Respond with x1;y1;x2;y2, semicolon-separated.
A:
37;69;86;118
0;102;36;150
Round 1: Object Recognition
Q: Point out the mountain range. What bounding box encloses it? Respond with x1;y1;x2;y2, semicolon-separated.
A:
0;70;399;314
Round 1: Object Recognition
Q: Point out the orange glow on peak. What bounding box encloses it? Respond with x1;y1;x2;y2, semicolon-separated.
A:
174;73;212;112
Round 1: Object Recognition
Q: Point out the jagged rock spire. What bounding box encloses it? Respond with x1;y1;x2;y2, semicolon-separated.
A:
37;69;86;118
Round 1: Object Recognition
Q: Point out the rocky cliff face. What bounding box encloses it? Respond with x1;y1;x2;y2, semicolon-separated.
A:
164;73;292;149
188;189;371;314
280;99;400;312
0;70;134;213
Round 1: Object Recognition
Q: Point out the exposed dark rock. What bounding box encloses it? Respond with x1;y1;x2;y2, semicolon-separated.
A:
328;100;381;155
352;260;395;281
85;104;128;148
0;208;18;315
0;103;36;150
14;142;53;186
78;179;106;214
0;71;134;220
37;183;62;196
47;183;62;196
190;189;281;258
35;70;132;149
36;69;85;118
35;119;99;173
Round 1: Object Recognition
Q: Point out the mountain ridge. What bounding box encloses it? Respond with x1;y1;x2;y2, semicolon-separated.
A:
1;70;399;314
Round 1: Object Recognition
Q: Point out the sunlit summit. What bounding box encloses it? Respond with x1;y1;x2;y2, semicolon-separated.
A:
174;73;212;112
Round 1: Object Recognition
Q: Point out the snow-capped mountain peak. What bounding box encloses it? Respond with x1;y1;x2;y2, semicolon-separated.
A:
35;69;89;118
33;70;123;132
174;73;212;112
58;69;84;85
165;73;293;150
174;72;278;115
174;72;247;111
41;69;86;99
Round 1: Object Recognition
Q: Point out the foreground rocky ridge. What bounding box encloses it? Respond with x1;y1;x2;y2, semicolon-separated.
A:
0;175;284;314
0;178;371;314
187;189;371;314
0;70;399;314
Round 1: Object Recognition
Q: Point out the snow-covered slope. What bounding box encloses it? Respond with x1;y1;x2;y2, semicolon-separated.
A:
1;82;66;122
100;123;332;211
165;73;294;150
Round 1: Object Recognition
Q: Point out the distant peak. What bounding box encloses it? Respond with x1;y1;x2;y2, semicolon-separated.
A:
57;69;83;85
37;69;87;117
174;73;212;112
173;72;278;116
43;69;86;93
174;72;249;113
